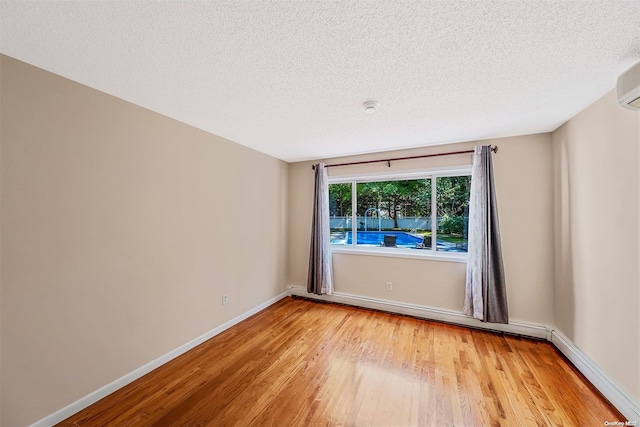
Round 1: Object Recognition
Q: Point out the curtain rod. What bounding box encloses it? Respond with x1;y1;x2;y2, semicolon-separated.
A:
312;145;498;169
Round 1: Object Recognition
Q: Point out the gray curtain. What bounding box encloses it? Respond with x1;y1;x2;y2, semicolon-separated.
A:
463;146;508;323
307;163;334;295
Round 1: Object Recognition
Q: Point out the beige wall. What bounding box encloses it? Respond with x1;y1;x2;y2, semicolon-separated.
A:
0;55;289;426
288;134;555;325
552;89;640;401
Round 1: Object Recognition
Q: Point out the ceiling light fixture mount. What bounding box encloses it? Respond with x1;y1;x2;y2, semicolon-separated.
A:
363;101;377;113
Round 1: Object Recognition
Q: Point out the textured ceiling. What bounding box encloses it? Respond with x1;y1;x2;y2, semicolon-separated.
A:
2;1;640;162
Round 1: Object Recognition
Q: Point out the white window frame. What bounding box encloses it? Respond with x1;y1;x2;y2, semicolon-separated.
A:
328;166;471;263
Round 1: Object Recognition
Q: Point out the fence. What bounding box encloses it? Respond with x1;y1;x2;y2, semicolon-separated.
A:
330;216;443;231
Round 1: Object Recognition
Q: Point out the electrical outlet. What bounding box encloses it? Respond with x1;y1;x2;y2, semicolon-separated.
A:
222;294;228;305
386;282;392;291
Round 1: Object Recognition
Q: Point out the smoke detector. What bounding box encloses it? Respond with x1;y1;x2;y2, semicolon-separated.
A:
363;101;377;113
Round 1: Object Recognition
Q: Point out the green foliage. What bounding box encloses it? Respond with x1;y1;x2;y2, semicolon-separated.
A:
439;214;465;235
329;183;352;216
436;176;471;217
356;179;431;228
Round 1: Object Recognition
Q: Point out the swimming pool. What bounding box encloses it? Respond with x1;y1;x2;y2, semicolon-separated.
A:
330;231;466;252
331;231;423;247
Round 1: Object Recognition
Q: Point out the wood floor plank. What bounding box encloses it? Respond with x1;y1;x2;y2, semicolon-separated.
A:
58;297;624;426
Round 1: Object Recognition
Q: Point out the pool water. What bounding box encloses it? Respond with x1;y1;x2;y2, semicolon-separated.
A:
332;231;423;246
331;231;466;252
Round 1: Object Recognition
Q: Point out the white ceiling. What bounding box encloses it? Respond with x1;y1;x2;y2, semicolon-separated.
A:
2;1;640;162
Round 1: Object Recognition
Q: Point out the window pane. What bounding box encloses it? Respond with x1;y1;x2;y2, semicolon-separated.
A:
329;183;352;245
355;179;431;248
436;176;471;252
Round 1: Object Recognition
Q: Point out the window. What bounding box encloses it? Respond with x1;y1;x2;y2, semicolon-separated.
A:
329;170;470;255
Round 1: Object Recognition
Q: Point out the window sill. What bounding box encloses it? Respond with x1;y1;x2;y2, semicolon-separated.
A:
331;245;467;263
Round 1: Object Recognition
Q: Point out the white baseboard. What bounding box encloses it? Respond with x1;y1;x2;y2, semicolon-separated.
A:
551;329;640;422
289;285;640;421
287;285;550;339
30;291;288;427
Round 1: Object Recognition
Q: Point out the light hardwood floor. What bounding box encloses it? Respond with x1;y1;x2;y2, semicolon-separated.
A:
59;297;623;426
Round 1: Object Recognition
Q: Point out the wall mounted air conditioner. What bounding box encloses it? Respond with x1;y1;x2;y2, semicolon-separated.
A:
617;60;640;111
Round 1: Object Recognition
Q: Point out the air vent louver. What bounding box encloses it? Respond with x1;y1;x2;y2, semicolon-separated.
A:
628;95;640;109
